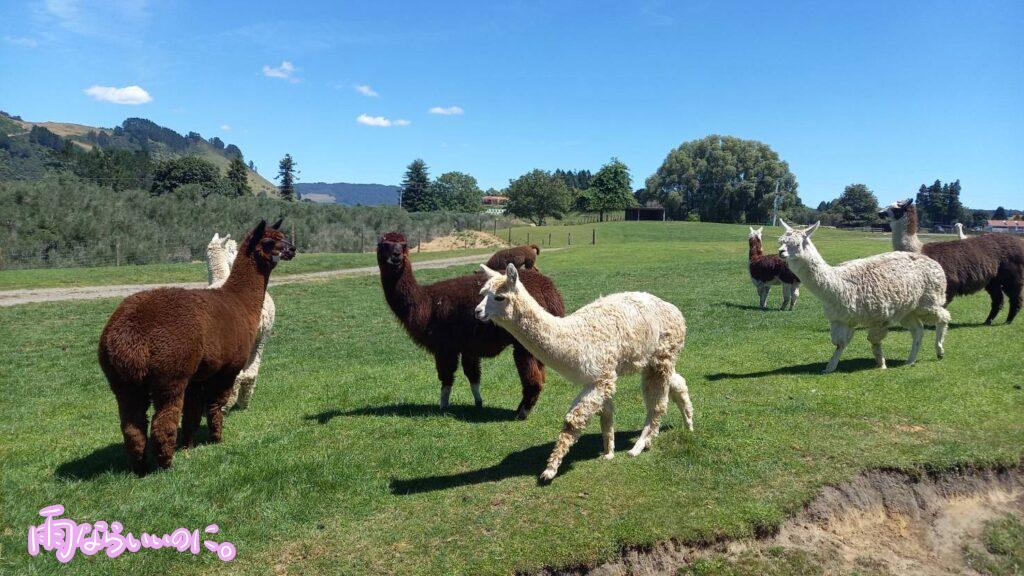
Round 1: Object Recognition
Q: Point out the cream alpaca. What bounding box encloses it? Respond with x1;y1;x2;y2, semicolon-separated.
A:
777;220;950;374
955;223;967;240
206;232;276;411
476;264;693;481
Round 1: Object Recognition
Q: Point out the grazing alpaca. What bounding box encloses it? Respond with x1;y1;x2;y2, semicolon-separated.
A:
377;233;565;419
747;227;800;310
100;220;295;474
476;264;693;481
777;220;949;374
955;223;967;240
205;232;277;412
880;198;1024;324
486;244;541;270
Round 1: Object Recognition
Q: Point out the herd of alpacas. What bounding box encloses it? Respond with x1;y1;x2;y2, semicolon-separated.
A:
98;201;1023;480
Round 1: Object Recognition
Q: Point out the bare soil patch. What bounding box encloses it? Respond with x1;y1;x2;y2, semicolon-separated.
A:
535;467;1024;576
417;230;507;252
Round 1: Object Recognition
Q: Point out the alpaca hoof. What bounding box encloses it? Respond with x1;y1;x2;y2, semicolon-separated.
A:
602;452;615;460
627;447;644;457
539;469;557;482
515;408;529;421
821;368;834;375
475;400;484;409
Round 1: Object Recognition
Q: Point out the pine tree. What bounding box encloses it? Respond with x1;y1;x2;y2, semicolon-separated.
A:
400;159;432;212
226;155;252;197
276;154;299;201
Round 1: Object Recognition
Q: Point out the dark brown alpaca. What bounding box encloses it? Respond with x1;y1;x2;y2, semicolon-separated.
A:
881;198;1024;324
99;219;295;474
486;244;541;270
377;232;564;419
747;227;800;310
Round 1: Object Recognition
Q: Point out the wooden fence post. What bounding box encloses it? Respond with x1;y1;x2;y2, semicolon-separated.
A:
568;233;571;246
548;233;552;246
116;239;122;267
592;229;596;245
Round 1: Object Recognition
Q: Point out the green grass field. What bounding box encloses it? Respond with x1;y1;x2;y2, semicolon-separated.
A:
1;221;1021;575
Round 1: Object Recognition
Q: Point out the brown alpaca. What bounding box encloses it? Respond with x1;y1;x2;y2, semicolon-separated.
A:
99;219;295;474
747;227;800;310
377;233;565;419
486;244;541;270
881;199;1024;324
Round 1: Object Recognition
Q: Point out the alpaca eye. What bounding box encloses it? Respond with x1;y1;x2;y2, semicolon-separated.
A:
494;295;506;302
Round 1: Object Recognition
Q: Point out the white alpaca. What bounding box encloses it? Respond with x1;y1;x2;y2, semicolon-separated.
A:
206;232;277;411
777;220;950;374
476;264;693;482
954;223;967;240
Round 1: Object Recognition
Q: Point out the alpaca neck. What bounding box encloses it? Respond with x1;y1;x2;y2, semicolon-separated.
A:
785;246;838;294
748;238;763;262
891;210;923;252
380;258;428;335
222;251;270;317
207;247;232;285
494;291;569;366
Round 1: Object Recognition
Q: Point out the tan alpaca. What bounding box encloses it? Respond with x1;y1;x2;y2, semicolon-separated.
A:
476;264;693;481
206;232;276;411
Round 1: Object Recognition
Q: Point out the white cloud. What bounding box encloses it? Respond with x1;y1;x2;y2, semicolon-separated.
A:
220;124;231;131
4;36;39;48
83;85;152;105
263;61;299;82
428;105;464;116
356;114;410;128
355;84;378;97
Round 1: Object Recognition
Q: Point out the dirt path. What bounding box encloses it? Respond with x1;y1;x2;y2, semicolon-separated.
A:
0;252;503;307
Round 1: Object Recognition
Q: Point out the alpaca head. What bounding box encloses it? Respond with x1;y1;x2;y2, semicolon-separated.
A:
245;218;295;269
530;244;541;256
955;222;964;233
777;219;821;260
748;226;763;241
476;263;523;323
377;232;409;271
878;198;914;222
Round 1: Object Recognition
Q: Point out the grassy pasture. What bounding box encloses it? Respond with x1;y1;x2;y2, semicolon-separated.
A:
0;221;1021;575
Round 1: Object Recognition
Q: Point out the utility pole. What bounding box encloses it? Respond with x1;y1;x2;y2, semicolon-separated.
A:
771;180;782;226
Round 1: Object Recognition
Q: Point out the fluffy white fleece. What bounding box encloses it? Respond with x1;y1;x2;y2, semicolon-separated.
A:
476;264;693;482
778;220;950;374
205;232;276;411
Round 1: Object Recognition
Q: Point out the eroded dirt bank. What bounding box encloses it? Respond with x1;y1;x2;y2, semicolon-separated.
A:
534;466;1024;576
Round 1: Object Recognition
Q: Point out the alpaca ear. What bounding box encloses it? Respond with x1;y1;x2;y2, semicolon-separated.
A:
749;227;755;234
272;218;284;230
505;263;519;287
212;232;220;242
903;198;914;206
806;221;821;236
480;264;500;279
755;227;763;235
779;219;793;232
248;220;267;253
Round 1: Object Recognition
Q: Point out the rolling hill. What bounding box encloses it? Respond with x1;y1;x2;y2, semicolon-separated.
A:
295;181;400;205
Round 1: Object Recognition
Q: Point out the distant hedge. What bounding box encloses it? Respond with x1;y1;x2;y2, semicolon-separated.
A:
0;175;506;269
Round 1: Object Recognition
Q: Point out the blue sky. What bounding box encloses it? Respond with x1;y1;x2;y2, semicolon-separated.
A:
1;0;1021;208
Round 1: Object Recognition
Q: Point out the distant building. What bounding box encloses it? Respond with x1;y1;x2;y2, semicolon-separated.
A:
985;220;1024;234
625;206;666;221
483;195;507;215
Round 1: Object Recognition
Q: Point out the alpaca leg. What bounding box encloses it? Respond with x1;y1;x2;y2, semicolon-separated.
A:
899;317;923;366
781;284;791;311
541;383;608;481
221;381;241;414
758;285;770;310
181;385;204;449
824;322;853;374
934;308;950;359
513;344;545;420
600;398;615;460
205;377;236;444
984;281;1004;325
435;352;459;413
234;330;267;410
668;373;694;431
630;369;669;456
789;284;800;310
1003;279;1021;324
461;355;483;408
114;387;150;475
866;325;888;369
150;382;187;470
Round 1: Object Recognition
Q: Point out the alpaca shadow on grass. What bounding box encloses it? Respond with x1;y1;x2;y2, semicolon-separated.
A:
54;427;217;480
706;357;906;381
390;430;644;494
718;301;777;312
306;403;518;425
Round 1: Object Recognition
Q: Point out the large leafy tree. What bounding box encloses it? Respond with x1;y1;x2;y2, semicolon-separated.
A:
226;155;252;197
828;183;879;227
505;169;572;225
993;206;1008;220
151;156;220;196
276;154;299;201
429;171;483;212
643;135;800;223
916;179;962;226
589;157;636;221
400;159;432;212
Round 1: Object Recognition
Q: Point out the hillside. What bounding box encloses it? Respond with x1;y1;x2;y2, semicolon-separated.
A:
296;181;400;205
0;112;277;195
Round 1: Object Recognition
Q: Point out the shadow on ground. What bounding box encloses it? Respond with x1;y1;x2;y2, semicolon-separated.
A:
706;357;907;380
55;443;130;480
306;403;518;424
390;430;643;494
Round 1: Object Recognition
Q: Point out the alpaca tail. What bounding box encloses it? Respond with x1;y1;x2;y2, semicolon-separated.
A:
99;329;151;384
